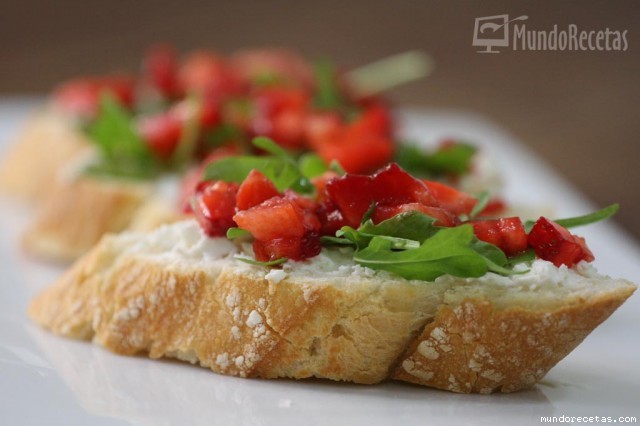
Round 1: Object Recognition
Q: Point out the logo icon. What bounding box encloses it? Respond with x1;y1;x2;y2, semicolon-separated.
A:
473;14;528;53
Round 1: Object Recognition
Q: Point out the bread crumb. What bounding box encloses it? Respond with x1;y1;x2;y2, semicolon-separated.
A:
417;341;439;360
480;369;505;382
246;310;263;328
231;326;241;339
226;291;239;308
235;355;245;368
216;353;230;369
265;269;287;284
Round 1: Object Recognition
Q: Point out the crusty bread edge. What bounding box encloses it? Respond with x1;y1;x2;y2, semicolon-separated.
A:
28;232;636;393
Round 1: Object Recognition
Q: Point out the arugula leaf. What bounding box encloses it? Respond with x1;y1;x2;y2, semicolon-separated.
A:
468;191;490;220
226;227;252;240
84;93;160;179
236;256;288;267
507;249;536;266
298;153;328;179
313;60;344;111
360;202;377;225
524;204;619;232
353;226;492;281
394;143;476;178
329;160;346;176
555;204;619;228
171;94;202;168
329;212;524;281
203;137;316;194
359;211;440;242
205;123;246;150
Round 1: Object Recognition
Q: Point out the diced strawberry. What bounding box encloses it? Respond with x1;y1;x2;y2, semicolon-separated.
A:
372;203;460;227
374;163;435;206
479;198;508;217
178;51;244;99
143;44;179;97
423;180;477;216
313;129;393;175
53;75;135;119
284;191;322;232
137;111;183;159
233;197;306;241
250;87;310;149
311;171;339;202
325;163;435;227
325;174;375;227
309;104;394;174
305;111;342;143
470;217;528;256
528;217;594;267
192;181;239;237
352;102;392;136
236;169;280;211
253;232;321;262
199;98;222;128
179;167;203;213
179;146;241;213
229;49;313;88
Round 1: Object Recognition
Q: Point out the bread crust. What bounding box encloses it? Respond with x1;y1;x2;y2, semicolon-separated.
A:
28;227;636;393
23;176;152;261
0;109;89;200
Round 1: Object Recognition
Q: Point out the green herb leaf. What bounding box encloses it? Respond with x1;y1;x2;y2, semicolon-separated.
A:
203;137;315;194
84;93;159;179
320;236;356;246
360;202;377;225
359;211;440;242
344;51;434;97
507;249;536;266
298;153;328;179
468;191;490;220
171;94;202;168
524;204;619;232
329;160;346;176
313;60;344;111
236;256;288;267
226;227;252;240
394;142;476;178
555;204;619;228
353;226;492;281
205;123;246;149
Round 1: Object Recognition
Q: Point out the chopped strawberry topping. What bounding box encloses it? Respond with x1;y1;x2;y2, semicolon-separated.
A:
325;163;435;227
470;217;528;256
234;195;321;261
373;204;460;227
53;75;135;119
137;111;183;159
234;197;306;241
423;180;477;216
143;44;179;98
178;51;244;99
192;181;239;237
309;106;393;174
528;217;594;267
236;170;280;210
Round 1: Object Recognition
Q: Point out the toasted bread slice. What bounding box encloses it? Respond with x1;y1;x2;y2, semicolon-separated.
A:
28;220;636;393
23;176;152;261
0;109;89;200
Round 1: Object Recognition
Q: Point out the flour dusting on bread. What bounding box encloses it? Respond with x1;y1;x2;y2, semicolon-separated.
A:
28;220;636;393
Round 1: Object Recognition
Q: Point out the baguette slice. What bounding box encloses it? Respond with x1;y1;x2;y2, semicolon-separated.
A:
0;109;89;200
22;170;188;262
23;176;153;262
29;220;636;393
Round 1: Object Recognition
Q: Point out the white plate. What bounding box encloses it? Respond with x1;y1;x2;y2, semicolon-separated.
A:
1;99;638;426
